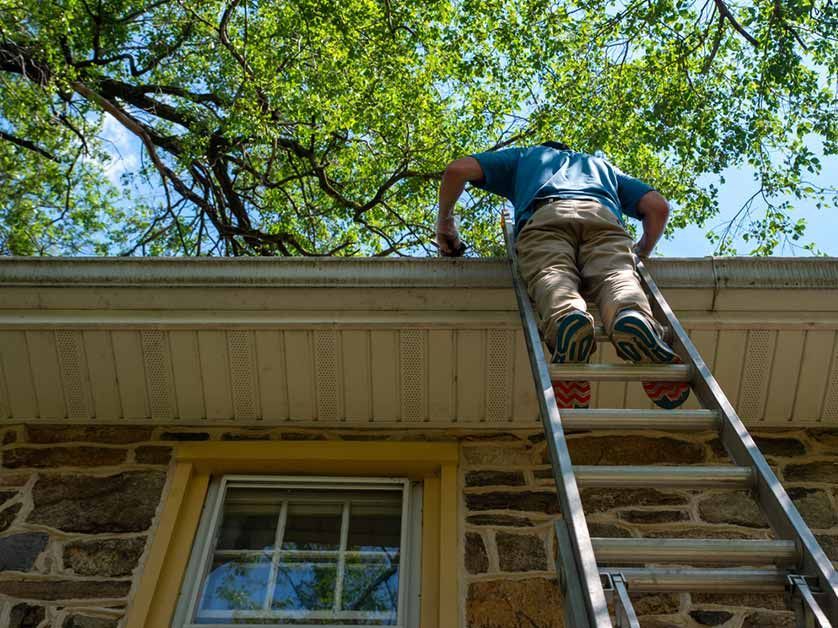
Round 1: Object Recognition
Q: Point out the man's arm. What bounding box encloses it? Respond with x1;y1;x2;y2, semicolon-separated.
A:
633;190;670;257
436;156;484;256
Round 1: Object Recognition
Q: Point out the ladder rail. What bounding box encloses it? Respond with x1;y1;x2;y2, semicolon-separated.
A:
503;212;612;628
636;258;838;620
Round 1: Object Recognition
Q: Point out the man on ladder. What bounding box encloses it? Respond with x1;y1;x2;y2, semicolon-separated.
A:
435;141;689;409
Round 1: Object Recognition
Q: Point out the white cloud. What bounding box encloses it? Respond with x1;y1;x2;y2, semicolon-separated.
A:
100;114;141;186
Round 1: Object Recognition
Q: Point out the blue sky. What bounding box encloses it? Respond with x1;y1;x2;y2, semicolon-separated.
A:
655;153;837;258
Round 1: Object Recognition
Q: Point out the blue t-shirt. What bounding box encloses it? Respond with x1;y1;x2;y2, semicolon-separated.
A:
470;145;653;233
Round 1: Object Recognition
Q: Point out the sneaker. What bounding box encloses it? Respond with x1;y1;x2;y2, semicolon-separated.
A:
551;310;596;364
610;309;690;409
611;309;677;363
551;310;595;409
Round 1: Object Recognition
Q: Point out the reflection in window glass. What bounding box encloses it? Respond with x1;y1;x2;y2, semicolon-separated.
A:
273;558;338;610
193;482;405;626
282;501;342;551
200;556;271;611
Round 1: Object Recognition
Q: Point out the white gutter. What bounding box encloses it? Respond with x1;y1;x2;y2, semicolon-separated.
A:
0;257;837;289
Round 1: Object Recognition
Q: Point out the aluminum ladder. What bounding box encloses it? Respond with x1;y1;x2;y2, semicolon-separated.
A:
502;213;838;627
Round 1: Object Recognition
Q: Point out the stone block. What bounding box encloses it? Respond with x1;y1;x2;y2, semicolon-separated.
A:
279;432;328;440
581;488;688;513
3;447;125;468
159;431;210;441
465;471;526;487
645;526;761;540
0;473;30;487
0;489;16;507
689;610;733;625
63;615;119;628
0;578;130;601
134;446;172;465
815;534;838;560
496;532;547;572
632;593;679;615
587;522;633;538
698;492;769;528
0;502;22;532
787;487;837;528
752;435;806;457
467;578;563;628
465;533;488;574
3;430;17;445
563;435;705;465
619;510;690;524
784;461;838;483
462;432;521;442
9;603;45;628
64;537;146;577
221;432;270;441
706;438;728;461
463;446;534;466
465;491;559;514
30;471;166;533
26;426;152;444
808;429;838;450
0;532;49;571
467;514;533;527
741;611;795;627
691;592;787;609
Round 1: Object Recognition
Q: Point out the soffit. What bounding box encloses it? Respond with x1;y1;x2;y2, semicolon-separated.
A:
0;258;836;428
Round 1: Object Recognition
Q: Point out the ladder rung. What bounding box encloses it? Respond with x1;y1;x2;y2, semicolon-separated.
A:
549;363;691;382
593;538;797;566
561;409;719;431
600;567;788;593
575;465;753;488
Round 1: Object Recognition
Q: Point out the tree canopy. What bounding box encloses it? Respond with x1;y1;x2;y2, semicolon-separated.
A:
0;0;834;256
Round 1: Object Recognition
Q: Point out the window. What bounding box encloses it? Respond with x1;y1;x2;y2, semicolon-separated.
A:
125;441;458;628
177;476;420;627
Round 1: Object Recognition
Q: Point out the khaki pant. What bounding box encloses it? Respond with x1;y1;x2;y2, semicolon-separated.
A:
515;199;656;347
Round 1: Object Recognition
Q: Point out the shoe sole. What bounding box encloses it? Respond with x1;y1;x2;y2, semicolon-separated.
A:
611;313;690;410
553;312;595;364
552;312;594;409
553;380;591;409
611;314;678;363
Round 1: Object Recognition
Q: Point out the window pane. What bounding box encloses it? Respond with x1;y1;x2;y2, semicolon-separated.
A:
282;501;342;551
346;492;402;553
272;557;338;611
341;556;399;620
199;555;271;612
216;488;281;551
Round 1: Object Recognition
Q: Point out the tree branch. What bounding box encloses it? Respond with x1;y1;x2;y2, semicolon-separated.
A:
0;130;60;162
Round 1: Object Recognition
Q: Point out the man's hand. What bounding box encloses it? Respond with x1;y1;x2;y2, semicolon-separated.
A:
436;216;465;257
436;156;483;257
633;239;651;258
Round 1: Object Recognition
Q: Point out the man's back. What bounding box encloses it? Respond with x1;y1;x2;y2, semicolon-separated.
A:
470;145;652;233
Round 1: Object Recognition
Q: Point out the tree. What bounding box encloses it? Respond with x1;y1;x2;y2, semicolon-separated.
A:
0;0;834;256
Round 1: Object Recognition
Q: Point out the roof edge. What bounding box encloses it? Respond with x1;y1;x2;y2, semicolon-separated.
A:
0;257;836;289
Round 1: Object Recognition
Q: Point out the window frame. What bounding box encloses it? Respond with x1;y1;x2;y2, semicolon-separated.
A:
124;441;459;628
180;475;416;627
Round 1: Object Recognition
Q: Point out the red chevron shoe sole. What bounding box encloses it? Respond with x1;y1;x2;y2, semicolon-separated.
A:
642;357;690;409
553;380;591;409
642;380;690;409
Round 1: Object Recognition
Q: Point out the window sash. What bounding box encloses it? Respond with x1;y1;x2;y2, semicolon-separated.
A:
181;475;411;627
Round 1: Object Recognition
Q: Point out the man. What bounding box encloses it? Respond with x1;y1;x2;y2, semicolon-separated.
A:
435;141;688;409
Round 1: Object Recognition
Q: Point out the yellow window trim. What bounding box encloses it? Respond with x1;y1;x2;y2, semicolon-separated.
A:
125;441;460;628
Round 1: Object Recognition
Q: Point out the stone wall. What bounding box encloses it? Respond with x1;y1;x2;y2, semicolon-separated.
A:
1;424;836;627
462;428;838;628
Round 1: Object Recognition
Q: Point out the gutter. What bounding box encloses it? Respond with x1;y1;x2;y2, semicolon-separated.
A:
0;257;836;289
